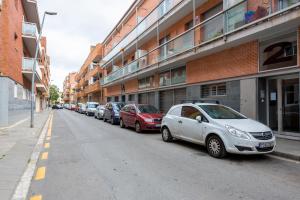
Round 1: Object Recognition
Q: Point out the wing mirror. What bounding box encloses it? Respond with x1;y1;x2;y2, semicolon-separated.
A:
196;116;202;123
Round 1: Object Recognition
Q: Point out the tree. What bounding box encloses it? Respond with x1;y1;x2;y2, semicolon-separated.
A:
49;85;59;104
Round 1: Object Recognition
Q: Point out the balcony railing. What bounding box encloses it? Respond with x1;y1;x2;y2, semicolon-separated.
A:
22;22;38;38
101;0;300;85
102;0;183;64
22;57;42;80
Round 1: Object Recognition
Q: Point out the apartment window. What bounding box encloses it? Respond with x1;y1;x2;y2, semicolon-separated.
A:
159;71;171;86
138;76;154;89
171;66;186;85
185;20;193;31
115;96;119;102
128;94;135;102
159;67;186;87
202;83;227;98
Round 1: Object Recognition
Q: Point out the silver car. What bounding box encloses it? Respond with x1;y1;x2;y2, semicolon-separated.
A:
161;103;276;158
94;105;105;120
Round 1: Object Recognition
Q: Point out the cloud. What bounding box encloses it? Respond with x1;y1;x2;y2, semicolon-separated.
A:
38;0;134;90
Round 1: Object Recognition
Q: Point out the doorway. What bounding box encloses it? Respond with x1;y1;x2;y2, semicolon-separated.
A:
267;75;299;133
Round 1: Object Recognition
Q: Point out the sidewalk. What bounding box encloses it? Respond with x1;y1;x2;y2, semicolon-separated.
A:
0;110;51;200
272;136;300;161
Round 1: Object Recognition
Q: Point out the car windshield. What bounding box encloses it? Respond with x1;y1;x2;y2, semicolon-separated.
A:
88;104;98;108
138;105;159;114
113;103;124;111
199;105;246;119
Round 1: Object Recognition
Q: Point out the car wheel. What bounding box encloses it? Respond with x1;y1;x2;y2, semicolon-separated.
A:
103;117;107;122
161;127;173;142
120;119;125;128
94;114;97;119
135;122;142;133
207;135;227;158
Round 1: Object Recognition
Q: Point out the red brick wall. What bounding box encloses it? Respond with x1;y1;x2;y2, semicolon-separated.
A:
0;0;29;88
186;41;259;84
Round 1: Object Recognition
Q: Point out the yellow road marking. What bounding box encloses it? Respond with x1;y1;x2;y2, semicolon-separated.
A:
41;152;48;160
47;115;53;137
30;195;42;200
44;143;50;149
46;136;51;141
35;167;46;180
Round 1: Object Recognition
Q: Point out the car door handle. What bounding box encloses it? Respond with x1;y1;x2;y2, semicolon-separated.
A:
178;120;182;124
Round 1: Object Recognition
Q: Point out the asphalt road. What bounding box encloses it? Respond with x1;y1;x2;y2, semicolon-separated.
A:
28;109;300;200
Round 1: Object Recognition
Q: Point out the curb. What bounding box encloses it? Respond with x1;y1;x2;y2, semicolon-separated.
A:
271;151;300;161
11;112;52;200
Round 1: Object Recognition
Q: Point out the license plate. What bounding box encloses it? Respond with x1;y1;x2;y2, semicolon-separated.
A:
259;142;273;148
155;124;161;128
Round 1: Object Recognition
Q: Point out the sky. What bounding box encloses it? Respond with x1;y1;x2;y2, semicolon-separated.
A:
38;0;135;91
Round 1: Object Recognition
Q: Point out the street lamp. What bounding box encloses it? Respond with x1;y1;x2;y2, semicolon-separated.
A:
30;11;57;128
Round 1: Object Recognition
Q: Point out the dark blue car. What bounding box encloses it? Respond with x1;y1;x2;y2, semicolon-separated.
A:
103;102;125;125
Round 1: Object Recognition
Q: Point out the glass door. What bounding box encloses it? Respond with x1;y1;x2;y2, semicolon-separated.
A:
282;78;299;132
268;79;278;130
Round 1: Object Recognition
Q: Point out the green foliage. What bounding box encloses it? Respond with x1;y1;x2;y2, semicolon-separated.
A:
50;85;59;104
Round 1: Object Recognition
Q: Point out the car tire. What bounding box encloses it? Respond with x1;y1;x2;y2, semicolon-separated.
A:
120;119;125;128
135;122;142;133
161;127;173;142
94;114;97;119
206;135;227;158
103;117;107;122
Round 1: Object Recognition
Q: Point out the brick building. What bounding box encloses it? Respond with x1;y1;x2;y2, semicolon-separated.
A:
73;44;104;104
98;0;300;136
0;0;51;126
63;72;77;104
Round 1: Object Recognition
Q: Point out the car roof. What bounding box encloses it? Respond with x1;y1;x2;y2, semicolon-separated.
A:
178;103;219;106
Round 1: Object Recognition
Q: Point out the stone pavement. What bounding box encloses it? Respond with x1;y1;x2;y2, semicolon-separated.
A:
0;110;51;200
273;137;300;161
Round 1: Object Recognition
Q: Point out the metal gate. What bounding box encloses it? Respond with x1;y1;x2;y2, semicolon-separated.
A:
159;88;186;113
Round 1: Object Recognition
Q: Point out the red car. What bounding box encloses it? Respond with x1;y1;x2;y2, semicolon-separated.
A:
120;104;163;133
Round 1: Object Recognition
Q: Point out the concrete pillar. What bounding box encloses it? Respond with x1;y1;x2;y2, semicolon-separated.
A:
0;78;9;126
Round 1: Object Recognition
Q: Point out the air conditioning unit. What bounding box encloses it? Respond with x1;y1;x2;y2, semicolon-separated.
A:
139;56;148;68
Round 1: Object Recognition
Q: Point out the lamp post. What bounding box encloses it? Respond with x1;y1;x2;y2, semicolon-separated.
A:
30;11;57;128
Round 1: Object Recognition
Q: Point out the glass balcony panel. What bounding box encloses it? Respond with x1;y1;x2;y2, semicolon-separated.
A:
22;22;38;37
200;14;224;43
22;57;42;80
158;30;194;61
273;0;300;12
226;1;247;32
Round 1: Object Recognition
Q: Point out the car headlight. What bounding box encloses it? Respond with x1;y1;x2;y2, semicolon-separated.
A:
225;125;251;140
143;118;153;123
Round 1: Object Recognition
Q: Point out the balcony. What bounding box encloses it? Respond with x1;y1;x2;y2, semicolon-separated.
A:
84;81;101;94
22;0;40;31
102;0;185;65
22;22;41;58
22;57;42;83
101;0;300;86
36;83;46;92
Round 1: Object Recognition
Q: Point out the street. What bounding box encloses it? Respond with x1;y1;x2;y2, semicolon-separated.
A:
28;110;300;200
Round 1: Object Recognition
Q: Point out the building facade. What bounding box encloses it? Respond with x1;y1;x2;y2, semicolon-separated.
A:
99;0;300;136
74;44;104;104
63;72;77;104
0;0;51;126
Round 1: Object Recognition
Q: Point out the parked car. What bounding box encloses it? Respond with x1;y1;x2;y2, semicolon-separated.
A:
120;104;163;133
95;105;105;120
161;103;276;158
103;102;125;124
75;103;82;112
52;104;61;109
70;104;76;111
86;102;99;116
78;104;87;114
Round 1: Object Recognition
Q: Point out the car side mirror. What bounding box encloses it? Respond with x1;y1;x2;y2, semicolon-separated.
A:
196;116;202;123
